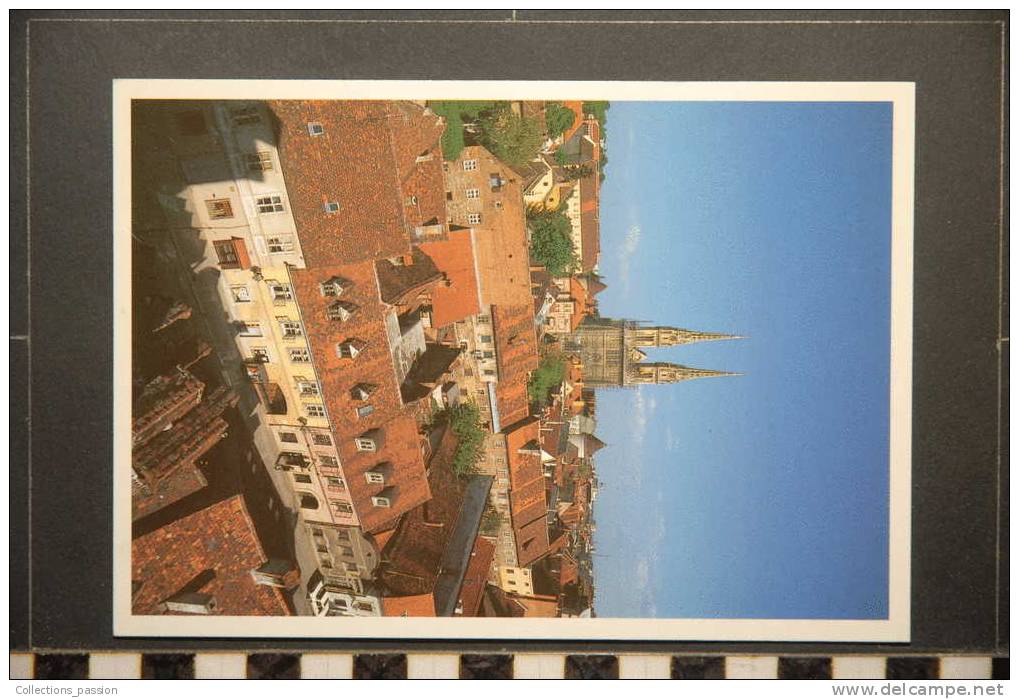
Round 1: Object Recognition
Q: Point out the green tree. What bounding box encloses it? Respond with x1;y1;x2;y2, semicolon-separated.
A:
427;101;505;161
545;101;575;138
563;164;594;181
554;147;568;166
478;108;545;169
528;208;577;276
446;402;485;478
582;100;610;126
527;353;567;407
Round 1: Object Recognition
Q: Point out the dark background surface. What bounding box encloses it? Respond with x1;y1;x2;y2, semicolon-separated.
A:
9;9;1008;654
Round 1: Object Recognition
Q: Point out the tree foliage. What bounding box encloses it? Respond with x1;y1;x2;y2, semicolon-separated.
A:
582;100;610;126
528;207;577;276
527;353;567;407
427;101;505;161
445;402;485;478
545;101;575;138
563;164;594;181
478;108;545;169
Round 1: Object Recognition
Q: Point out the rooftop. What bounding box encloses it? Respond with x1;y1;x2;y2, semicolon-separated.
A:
132;494;292;616
492;303;540;427
418;228;482;328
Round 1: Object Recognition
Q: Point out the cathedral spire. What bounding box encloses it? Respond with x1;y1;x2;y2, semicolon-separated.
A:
625;324;745;348
627;362;742;385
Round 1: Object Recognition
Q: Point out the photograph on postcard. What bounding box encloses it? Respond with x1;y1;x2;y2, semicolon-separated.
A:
115;81;912;640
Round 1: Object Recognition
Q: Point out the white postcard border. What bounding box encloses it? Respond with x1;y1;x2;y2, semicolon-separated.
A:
112;80;913;642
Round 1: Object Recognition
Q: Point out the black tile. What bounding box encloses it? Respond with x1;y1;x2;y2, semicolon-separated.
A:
460;654;513;679
247;653;301;679
141;653;194;679
779;657;832;679
671;656;725;679
353;653;407;679
33;654;89;680
992;657;1009;680
565;655;619;679
886;657;939;680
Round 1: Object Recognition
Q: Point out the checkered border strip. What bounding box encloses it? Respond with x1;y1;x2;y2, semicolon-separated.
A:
9;653;1008;679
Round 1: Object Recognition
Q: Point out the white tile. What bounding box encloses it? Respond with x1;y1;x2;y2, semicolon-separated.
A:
193;653;247;679
832;656;887;679
89;653;141;679
514;653;566;679
618;654;672;679
726;655;778;679
406;653;459;679
940;657;993;679
300;653;354;679
10;654;34;680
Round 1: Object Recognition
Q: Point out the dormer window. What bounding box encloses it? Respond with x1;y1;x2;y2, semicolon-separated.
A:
350;383;377;401
323;201;340;213
468;213;482;225
336;339;365;359
371;486;396;508
320;276;349;297
327;301;357;321
355;437;376;452
308;122;324;136
365;462;391;485
405;195;418;206
355;405;375;419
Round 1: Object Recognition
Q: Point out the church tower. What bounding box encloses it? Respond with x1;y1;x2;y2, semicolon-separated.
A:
567;317;742;388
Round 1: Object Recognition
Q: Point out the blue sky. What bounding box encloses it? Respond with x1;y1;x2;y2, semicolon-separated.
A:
591;101;893;619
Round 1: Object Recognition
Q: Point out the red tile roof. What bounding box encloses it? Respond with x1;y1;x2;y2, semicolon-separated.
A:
379;427;466;596
418;228;481;328
382;593;436;617
503;418;550;567
289;260;431;532
492;303;539;427
579;175;600;272
560;101;586;143
132;494;292;616
458;536;496;617
268;100;445;268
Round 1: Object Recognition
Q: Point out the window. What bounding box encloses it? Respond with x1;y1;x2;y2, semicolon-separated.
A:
305;404;326;418
483;351;494;359
365;471;385;485
299;493;319;510
350;383;376;401
340;546;355;558
267;236;295;254
206;198;234;220
336;340;363;359
288;347;310;363
465;187;480;199
294;474;312;484
483;369;495;376
279;432;298;444
213;238;247;269
327;477;345;489
239;322;262;337
231;106;260;126
332;501;353;515
307;122;324;136
255;194;285;214
230;285;250;303
246;151;273;172
323;201;340;213
355;437;376;452
494;201;503;209
477;314;490;324
355;405;375;419
371;495;391;508
269;283;293;303
446;192;453;201
467;213;482;225
327;301;356;321
319;455;338;468
462;159;478;171
251;347;270;363
480;334;492;344
279;319;302;338
312;433;332;446
296;379;319;397
320;277;349;297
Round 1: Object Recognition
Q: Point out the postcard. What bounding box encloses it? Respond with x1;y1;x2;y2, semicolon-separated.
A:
113;80;913;641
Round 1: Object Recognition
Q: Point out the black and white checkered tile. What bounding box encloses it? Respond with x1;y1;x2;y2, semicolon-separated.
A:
9;653;1008;679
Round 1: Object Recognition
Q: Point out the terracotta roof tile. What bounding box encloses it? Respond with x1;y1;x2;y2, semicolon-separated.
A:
290;261;431;532
418;229;482;328
132;494;291;616
579;175;600;272
382;593;436;617
374;247;443;306
268;100;444;268
503;417;550;566
458;536;496;617
492;303;539;426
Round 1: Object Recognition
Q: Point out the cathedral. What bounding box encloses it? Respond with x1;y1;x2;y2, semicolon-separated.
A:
564;316;742;388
